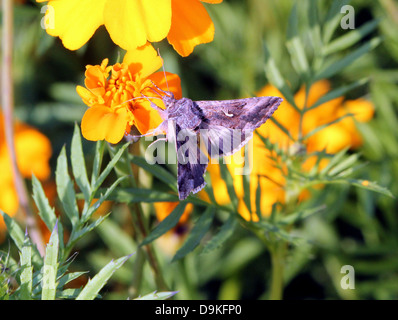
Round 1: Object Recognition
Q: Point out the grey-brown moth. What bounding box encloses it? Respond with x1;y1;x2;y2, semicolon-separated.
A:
130;88;283;200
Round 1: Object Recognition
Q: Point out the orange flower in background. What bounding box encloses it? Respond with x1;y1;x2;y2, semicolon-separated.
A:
77;43;182;144
206;80;374;220
0;114;52;231
154;202;193;256
37;0;222;56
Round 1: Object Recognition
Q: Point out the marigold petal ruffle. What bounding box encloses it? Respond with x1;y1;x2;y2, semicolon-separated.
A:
45;0;106;50
81;105;129;144
104;0;172;51
167;0;215;57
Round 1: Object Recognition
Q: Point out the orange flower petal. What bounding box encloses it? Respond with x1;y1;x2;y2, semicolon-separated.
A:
76;86;98;106
14;125;52;180
81;105;129;144
146;72;182;99
45;0;106;50
104;0;172;50
201;0;223;3
133;100;164;135
167;0;215;57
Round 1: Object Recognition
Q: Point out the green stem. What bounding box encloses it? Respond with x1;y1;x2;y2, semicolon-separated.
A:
269;242;286;300
122;145;169;292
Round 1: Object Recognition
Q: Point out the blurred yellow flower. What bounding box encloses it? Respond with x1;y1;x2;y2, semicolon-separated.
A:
0;114;52;231
77;43;182;144
37;0;222;56
206;80;374;220
153;202;193;256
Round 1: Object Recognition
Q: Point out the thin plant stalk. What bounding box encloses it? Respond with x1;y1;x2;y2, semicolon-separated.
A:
1;0;45;256
122;144;169;292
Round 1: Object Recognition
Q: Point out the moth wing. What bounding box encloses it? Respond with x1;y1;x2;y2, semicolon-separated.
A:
195;96;282;158
199;123;253;158
194;96;282;131
174;124;208;200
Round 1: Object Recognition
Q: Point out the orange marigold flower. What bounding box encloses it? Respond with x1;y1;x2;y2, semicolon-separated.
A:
77;43;182;144
0;113;52;232
37;0;222;56
205;80;375;219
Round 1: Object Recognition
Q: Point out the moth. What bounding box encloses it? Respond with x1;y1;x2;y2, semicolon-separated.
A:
129;86;283;200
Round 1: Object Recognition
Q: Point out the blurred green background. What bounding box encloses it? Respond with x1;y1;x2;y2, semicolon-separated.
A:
2;0;398;299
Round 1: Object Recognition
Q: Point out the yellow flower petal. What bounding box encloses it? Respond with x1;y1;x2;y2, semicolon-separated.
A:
307;123;353;153
124;43;163;79
167;0;215;57
81;105;129;144
104;0;172;50
45;0;107;50
343;98;374;123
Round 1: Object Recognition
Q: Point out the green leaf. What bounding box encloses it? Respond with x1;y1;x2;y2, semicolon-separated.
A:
91;140;106;187
286;3;310;78
96;219;137;257
32;174;57;231
307;0;323;54
219;162;238;209
19;234;33;300
57;271;88;289
130;155;177;192
76;254;132;300
263;43;298;111
322;0;351;45
41;222;59;300
92;142;130;196
315;37;381;81
141;202;187;246
98;187;179;203
270;117;296;142
56;146;79;227
327;153;360;177
278;205;327;225
134;291;178;300
71;123;91;202
0;211;42;269
323;19;380;55
172;206;215;262
82;176;127;223
201;214;237;254
69;213;110;245
57;288;83;299
319;147;349;176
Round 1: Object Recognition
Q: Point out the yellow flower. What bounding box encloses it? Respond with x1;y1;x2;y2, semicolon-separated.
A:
205;80;374;219
0;113;52;231
37;0;222;56
77;43;182;144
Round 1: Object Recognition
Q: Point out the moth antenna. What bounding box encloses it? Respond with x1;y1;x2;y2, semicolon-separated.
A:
157;48;170;92
149;80;172;98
